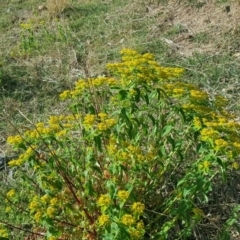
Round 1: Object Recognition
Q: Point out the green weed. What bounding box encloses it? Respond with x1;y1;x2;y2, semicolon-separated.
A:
2;49;240;239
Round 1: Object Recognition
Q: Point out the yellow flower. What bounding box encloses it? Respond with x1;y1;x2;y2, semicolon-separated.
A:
75;79;87;90
29;196;41;211
34;211;43;222
48;236;57;240
121;214;135;226
193;117;202;130
232;162;239;170
117;190;130;201
0;228;8;238
214;138;229;151
98;112;108;120
59;90;71;100
129;89;137;96
192;207;205;217
7;135;23;146
172;88;185;97
200;128;219;141
97;122;108;131
199;161;211;171
6;189;15;198
107;143;118;155
98;214;110;227
46;207;56;217
97;194;111;207
190;90;208;101
203;160;210;169
136;220;144;230
41;194;50;203
105;118;117;128
233;142;240;150
20;23;32;30
97;118;116;131
131;202;145;214
5;206;11;213
55;129;67;137
128;228;144;239
83;114;95;127
50;197;58;206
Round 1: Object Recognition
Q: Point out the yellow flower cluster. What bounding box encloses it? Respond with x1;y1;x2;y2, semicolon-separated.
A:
131;202;145;214
172;87;185;97
83;113;117;131
232;162;239;170
97;118;116;131
0;224;8;238
121;214;135;226
117;190;130;201
59;77;118;100
46;206;56;217
97;194;112;207
7;135;23;147
83;114;95;128
164;82;194;100
190;90;208;102
6;189;15;198
98;214;110;227
8;146;35;167
124;219;145;240
192;207;205;217
29;194;59;223
7;114;81;154
193;117;202;130
29;196;41;212
200;128;219;141
214;138;229;151
20;23;32;30
34;211;43;223
198;160;211;171
107;139;156;165
47;236;57;240
107;48;184;85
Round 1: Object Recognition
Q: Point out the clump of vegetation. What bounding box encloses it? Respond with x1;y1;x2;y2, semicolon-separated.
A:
2;49;240;239
46;0;71;17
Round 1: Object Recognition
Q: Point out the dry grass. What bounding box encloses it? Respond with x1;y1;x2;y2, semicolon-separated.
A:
46;0;71;16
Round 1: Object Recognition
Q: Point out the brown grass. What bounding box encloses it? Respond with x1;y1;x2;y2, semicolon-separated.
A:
46;0;71;16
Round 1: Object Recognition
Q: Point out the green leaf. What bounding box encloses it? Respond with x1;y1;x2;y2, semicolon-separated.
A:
183;188;191;198
120;108;131;126
148;114;156;125
144;94;149;105
167;136;175;149
85;179;95;196
162;125;173;137
134;88;141;102
94;135;102;151
119;90;128;100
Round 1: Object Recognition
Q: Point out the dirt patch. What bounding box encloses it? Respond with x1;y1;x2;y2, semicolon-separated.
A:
148;0;240;57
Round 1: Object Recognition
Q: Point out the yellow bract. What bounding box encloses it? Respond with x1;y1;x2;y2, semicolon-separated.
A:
131;202;145;214
6;189;15;198
97;194;111;207
121;214;135;226
98;214;110;227
117;190;130;201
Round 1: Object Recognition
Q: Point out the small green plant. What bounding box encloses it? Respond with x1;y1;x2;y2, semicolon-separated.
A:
10;19;73;60
2;49;240;239
19;22;39;57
